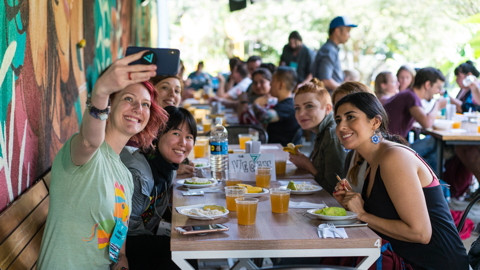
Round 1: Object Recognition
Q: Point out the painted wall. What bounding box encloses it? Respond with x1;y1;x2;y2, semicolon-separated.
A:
0;0;153;212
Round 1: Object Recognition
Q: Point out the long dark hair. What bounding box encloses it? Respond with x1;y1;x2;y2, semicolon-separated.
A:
454;60;480;77
334;92;407;184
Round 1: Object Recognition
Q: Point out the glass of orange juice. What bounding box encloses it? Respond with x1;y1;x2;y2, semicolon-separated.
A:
194;142;207;158
235;197;259;225
238;134;252;150
203;119;212;133
269;188;291;213
225;178;242;186
225;186;246;211
255;166;272;188
477;116;480;133
451;115;463;129
275;155;288;175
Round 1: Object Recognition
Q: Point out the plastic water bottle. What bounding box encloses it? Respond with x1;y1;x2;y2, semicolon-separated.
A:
210;117;228;181
441;91;450;117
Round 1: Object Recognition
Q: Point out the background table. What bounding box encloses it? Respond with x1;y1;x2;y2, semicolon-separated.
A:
423;122;480;176
171;145;380;270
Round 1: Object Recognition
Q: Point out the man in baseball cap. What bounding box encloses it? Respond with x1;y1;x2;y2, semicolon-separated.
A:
312;16;358;92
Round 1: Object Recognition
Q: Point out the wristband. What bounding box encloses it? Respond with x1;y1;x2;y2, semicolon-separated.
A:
86;94;111;121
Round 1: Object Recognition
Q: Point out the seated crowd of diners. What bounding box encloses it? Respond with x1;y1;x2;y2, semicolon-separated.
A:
36;22;480;270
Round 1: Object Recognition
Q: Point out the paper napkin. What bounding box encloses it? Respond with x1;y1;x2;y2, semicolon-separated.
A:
289;201;325;208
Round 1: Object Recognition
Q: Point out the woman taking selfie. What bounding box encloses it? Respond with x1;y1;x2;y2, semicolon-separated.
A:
333;92;468;269
38;51;168;270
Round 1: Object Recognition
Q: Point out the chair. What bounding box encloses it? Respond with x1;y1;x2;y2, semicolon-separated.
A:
206;125;268;144
457;193;480;232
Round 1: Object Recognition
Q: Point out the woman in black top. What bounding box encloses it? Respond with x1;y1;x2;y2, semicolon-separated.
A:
333;92;468;269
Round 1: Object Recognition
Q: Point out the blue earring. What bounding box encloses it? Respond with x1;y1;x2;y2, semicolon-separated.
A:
342;145;351;153
371;133;380;144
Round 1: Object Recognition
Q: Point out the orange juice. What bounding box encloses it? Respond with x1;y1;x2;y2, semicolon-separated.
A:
270;193;290;213
194;143;207;158
478;126;480;133
203;122;212;133
236;200;258;225
225;179;242;186
226;195;243;211
452;122;461;129
256;174;271;188
238;135;252;149
275;160;287;175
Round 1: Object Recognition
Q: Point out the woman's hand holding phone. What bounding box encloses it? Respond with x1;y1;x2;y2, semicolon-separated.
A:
93;51;157;97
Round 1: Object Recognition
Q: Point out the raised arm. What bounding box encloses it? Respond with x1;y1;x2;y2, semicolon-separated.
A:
71;51;156;166
470;79;480;105
409;98;446;129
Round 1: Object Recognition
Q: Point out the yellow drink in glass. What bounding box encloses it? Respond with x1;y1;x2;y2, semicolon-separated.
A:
270;191;290;213
194;142;207;158
203;121;212;133
452;122;461;129
236;198;259;225
225;186;246;211
225;179;242;186
256;174;271;188
226;195;243;211
275;160;287;175
238;134;252;150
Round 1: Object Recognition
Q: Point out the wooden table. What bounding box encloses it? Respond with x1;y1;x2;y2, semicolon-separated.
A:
423;121;480;177
170;145;381;270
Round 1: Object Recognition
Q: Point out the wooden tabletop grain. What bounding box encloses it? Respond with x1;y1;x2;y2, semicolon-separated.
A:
171;144;380;253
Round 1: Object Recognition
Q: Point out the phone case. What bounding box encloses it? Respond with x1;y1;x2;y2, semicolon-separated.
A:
125;46;180;76
175;225;229;235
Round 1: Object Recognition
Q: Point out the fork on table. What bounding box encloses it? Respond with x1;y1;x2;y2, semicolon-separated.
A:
327;223;346;239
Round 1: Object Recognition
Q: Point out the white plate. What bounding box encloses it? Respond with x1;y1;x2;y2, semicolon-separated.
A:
306;209;357;221
177;205;229;220
177;179;217;189
280;185;322;195
243;188;269;197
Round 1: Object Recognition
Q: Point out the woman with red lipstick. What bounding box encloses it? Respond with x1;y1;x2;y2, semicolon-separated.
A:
333;92;468;269
120;106;197;269
289;78;346;194
38;51;168;270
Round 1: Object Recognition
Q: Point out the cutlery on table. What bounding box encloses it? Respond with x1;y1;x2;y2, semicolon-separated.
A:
327;223;347;239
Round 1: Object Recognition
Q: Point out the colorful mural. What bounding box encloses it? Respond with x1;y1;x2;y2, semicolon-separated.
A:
0;0;143;212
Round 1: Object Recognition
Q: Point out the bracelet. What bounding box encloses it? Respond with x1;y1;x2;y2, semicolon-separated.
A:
86;94;111;121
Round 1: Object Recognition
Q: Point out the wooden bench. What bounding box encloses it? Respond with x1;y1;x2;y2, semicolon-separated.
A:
0;171;51;270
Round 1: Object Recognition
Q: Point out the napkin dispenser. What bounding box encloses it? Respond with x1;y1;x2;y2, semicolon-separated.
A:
245;141;261;153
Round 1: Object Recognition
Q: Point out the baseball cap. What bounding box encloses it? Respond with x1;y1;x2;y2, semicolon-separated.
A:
329;16;358;29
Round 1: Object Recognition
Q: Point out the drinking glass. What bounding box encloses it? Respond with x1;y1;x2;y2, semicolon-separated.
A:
269;188;290;213
275;155;288;175
194;141;207;158
238;134;253;150
452;116;462;129
255;166;272;188
225;186;246;211
235;197;259;225
225;178;242;186
203;119;212;133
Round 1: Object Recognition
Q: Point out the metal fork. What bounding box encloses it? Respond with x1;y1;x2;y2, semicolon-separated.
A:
327;223;346;239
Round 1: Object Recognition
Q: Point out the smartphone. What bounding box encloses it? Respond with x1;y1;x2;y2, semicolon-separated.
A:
175;224;229;235
125;46;180;76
